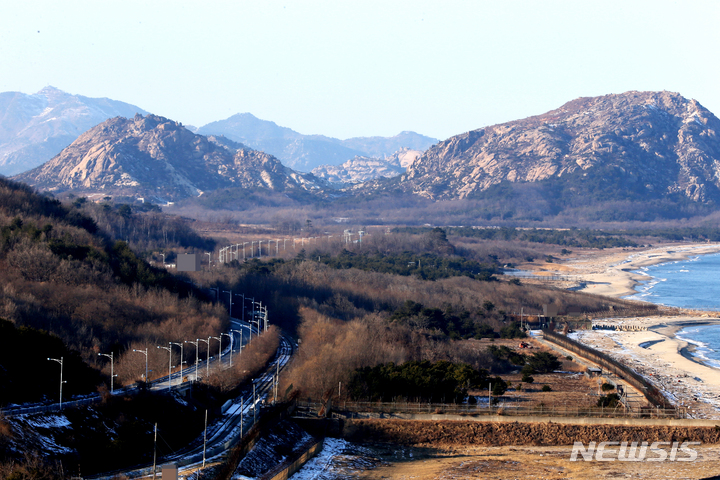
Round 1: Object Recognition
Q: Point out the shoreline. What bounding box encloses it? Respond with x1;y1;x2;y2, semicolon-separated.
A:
518;242;720;299
546;243;720;418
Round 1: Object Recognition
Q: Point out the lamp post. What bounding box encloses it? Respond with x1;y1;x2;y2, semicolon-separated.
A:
157;344;172;388
221;332;232;367
47;357;65;410
223;290;233;317
246;296;254;341
160;253;165;267
251;241;255;258
198;338;210;380
254;301;263;333
242;242;249;260
205;252;211;266
132;348;149;384
170;342;184;385
236;293;246;324
98;352;115;394
211;336;222;366
185;340;199;382
231;329;244;357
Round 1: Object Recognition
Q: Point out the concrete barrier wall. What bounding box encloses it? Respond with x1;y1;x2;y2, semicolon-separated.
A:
263;439;324;480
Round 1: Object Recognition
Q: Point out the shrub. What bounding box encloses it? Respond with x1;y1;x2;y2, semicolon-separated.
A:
601;382;615;392
521;373;534;384
541;385;552;392
597;393;621;408
526;352;561;373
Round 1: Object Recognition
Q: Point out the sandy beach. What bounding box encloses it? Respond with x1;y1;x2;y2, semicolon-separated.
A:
531;242;720;418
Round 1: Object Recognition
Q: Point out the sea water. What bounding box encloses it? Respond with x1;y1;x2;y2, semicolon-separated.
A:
624;252;720;310
624;252;720;366
675;325;720;369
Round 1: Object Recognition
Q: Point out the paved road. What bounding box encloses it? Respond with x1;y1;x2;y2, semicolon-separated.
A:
89;330;295;479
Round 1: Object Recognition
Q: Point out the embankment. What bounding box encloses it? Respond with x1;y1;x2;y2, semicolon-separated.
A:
298;418;720;446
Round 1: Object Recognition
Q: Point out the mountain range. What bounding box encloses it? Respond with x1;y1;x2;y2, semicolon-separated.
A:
12;90;720;223
399;91;720;205
0;86;147;176
196;113;437;172
0;87;437;177
14;114;325;203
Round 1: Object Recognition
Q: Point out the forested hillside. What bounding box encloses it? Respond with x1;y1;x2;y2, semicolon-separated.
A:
0;179;226;404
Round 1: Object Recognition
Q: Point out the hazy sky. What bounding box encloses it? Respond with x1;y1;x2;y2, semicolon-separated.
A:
2;1;718;140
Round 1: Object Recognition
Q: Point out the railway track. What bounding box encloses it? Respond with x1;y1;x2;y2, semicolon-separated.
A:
90;330;295;479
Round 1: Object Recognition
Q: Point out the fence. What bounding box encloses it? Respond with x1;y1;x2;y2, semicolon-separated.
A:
296;400;685;420
262;439;325;480
541;329;674;410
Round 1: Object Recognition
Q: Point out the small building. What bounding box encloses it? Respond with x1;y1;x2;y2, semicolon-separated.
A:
177;254;201;272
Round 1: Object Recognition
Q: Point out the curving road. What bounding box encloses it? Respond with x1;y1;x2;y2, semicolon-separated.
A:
89;327;295;479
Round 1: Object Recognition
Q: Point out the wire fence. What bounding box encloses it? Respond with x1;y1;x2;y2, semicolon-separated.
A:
295;400;687;420
541;329;675;410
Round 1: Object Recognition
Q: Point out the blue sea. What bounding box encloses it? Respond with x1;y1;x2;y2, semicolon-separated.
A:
624;251;720;366
624;252;720;310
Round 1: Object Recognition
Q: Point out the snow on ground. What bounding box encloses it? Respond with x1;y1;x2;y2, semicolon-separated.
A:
7;413;75;455
22;413;71;429
287;438;349;480
286;438;380;480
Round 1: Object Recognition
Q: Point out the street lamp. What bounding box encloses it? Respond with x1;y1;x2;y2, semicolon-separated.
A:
223;290;233;317
231;329;244;357
211;336;222;368
185;340;199;382
47;357;65;410
98;352;115;394
170;342;183;385
205;252;211;266
133;348;148;384
157;344;172;388
246;297;255;341
160;253;165;267
242;242;249;260
198;338;210;380
220;332;232;367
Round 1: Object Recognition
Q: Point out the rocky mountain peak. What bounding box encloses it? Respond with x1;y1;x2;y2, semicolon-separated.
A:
14;114;326;203
401;91;720;203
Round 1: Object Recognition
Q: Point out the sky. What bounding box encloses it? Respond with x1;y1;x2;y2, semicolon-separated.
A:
1;1;719;141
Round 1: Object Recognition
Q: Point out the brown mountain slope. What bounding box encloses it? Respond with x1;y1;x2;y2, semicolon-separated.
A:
401;91;720;203
13;114;325;202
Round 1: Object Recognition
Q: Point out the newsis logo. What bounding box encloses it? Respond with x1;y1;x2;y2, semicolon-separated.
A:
570;441;699;462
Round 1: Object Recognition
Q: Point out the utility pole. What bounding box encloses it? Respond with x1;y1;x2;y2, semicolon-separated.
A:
202;409;207;468
253;382;257;424
152;423;157;478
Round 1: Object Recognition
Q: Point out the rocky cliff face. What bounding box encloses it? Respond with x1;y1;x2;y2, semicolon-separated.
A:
0;87;147;176
312;156;405;185
14;114;325;202
401;91;720;203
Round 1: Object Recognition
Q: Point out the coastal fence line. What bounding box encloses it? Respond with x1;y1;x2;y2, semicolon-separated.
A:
295;401;685;420
541;329;674;410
